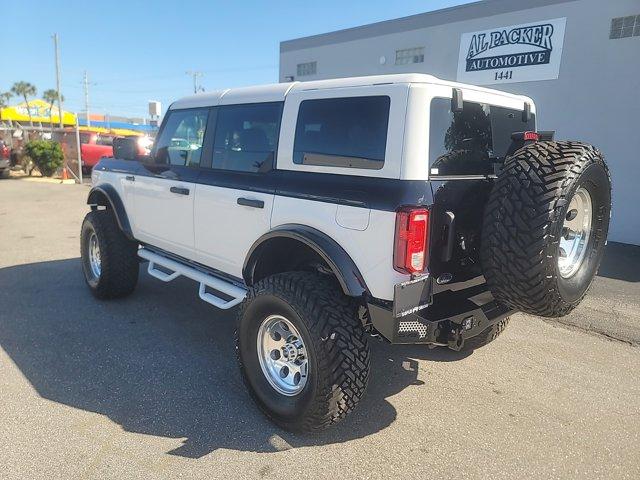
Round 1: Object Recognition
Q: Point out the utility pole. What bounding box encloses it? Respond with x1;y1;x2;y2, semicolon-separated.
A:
52;33;64;128
186;71;204;94
83;70;91;127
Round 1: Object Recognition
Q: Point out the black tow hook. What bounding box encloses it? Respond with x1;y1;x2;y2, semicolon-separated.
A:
446;316;475;351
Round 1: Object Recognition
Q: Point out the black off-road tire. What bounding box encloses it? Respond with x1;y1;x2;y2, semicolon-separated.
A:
236;272;370;432
482;141;611;317
0;169;10;179
460;317;510;351
80;209;139;299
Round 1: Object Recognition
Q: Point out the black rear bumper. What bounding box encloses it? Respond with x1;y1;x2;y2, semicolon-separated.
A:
367;276;514;349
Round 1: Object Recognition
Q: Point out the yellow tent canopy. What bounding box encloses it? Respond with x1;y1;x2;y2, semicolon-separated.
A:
0;99;77;125
78;126;144;137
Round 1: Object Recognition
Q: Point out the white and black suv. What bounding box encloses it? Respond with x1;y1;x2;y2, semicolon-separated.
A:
81;74;611;431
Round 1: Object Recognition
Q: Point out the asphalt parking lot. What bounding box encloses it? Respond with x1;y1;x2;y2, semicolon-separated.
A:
1;179;639;480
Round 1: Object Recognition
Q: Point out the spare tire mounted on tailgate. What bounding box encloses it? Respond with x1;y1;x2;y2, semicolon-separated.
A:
482;140;611;317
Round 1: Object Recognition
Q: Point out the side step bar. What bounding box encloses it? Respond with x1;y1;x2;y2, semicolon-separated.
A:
138;248;247;310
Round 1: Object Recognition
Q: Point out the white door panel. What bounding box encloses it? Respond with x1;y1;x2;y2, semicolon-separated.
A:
134;176;195;259
271;196;405;300
194;184;274;278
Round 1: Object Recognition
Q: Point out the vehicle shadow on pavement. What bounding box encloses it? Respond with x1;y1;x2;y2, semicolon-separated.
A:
0;258;470;458
596;242;640;283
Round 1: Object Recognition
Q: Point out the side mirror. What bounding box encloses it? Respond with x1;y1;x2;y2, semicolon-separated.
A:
113;137;139;161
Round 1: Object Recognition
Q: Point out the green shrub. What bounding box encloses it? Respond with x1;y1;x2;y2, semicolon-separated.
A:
24;140;64;177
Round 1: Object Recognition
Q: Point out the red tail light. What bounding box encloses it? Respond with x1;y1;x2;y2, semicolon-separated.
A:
394;207;429;274
523;131;539;141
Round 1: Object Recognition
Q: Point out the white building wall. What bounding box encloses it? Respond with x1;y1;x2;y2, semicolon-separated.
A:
280;0;640;245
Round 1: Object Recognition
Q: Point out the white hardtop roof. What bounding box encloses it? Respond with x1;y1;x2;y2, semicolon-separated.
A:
169;73;531;110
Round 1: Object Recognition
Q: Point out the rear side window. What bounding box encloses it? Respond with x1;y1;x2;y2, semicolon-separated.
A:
154;108;209;167
212;102;282;173
429;97;535;176
95;135;113;146
293;96;390;170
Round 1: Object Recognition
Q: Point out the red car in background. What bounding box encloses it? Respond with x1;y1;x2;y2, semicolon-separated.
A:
80;131;114;173
0;140;10;179
0;141;9;159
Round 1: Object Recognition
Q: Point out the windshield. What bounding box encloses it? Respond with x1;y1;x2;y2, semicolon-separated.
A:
429;97;535;177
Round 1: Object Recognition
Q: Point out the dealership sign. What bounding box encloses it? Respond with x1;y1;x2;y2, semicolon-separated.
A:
457;18;566;85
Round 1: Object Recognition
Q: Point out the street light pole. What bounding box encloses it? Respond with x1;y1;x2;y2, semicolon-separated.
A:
52;33;64;129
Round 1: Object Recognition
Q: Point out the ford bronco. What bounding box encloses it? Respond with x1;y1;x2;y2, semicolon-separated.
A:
81;74;611;431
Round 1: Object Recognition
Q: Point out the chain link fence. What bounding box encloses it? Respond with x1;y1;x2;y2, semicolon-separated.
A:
0;124;83;182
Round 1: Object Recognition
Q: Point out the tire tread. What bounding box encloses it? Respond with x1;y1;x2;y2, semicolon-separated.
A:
481;141;610;317
236;272;370;432
81;209;139;299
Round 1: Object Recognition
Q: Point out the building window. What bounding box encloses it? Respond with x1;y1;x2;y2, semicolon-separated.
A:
610;15;640;39
395;47;425;65
297;61;317;76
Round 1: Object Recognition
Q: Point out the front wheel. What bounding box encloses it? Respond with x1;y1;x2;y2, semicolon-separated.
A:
236;272;370;432
80;209;139;299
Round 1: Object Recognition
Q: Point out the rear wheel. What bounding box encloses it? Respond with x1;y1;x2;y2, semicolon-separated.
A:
236;272;370;432
0;169;9;179
482;141;611;317
80;209;139;299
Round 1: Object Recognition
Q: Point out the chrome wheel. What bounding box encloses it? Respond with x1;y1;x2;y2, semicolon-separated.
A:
257;315;308;396
88;232;102;279
558;187;592;278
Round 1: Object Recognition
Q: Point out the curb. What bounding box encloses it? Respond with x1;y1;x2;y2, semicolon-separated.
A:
9;175;78;185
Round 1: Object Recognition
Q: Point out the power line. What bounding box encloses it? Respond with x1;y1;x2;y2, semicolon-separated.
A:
83;71;91;127
95;65;276;86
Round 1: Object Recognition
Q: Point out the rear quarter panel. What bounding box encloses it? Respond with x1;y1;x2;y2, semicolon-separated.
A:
271;196;404;300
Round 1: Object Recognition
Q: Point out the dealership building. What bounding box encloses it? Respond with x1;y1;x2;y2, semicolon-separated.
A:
279;0;640;245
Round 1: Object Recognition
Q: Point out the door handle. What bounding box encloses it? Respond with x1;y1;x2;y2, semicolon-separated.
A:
170;186;190;195
125;175;135;182
237;197;264;209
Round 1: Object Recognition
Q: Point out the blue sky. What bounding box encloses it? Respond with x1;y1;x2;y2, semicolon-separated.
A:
1;0;472;118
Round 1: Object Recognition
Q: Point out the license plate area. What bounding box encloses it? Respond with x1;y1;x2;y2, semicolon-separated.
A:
393;275;432;317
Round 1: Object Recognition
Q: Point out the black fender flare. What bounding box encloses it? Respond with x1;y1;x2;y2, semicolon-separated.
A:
87;184;134;240
243;224;369;297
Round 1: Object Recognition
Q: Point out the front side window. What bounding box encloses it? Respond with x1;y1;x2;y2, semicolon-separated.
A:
429;98;535;176
212;103;282;172
154;109;208;167
293;96;390;170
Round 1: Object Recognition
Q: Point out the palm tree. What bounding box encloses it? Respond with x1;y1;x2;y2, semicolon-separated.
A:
43;89;64;130
0;91;12;121
11;82;37;126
